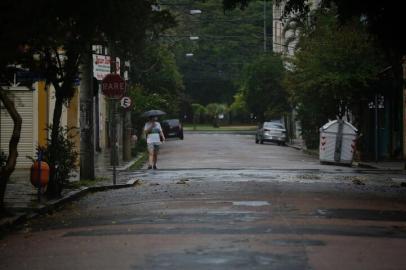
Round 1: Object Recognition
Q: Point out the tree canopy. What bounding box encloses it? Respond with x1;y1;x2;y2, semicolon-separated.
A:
241;53;288;122
0;0;177;199
284;8;388;148
164;0;271;106
223;0;406;58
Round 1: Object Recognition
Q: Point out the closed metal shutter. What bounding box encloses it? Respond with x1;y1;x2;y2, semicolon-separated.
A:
0;88;34;168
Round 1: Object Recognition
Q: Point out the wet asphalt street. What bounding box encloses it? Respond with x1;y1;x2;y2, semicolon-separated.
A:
1;133;406;270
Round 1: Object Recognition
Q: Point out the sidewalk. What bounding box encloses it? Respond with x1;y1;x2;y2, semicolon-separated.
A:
287;138;405;171
1;150;143;231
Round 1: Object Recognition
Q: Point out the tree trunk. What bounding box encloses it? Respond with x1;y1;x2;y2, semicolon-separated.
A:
45;91;64;198
213;117;219;128
51;92;63;146
0;88;22;212
80;50;95;180
193;116;197;131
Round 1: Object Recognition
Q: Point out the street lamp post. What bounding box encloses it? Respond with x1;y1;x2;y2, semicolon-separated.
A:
402;56;406;169
263;0;267;52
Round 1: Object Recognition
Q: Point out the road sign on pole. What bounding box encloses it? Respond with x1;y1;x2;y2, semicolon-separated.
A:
120;96;132;109
102;73;125;185
101;74;125;99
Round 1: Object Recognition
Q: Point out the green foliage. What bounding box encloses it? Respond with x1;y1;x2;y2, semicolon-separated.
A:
241;54;289;122
191;103;207;126
0;0;177;158
284;8;387;148
229;92;249;122
130;45;184;100
132;85;178;115
129;78;181;139
129;151;149;171
206;103;228;117
168;0;271;106
131;138;147;157
192;103;207;115
224;0;406;65
38;126;78;186
129;44;184;135
206;103;228;127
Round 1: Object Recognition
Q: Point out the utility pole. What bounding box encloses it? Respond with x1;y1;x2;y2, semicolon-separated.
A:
374;93;379;162
122;62;132;161
402;56;406;169
80;48;95;180
263;0;267;52
109;46;118;185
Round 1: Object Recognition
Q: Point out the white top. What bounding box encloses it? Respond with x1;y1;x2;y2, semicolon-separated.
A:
144;122;162;144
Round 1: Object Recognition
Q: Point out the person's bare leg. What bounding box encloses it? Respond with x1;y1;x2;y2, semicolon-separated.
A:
153;151;158;168
148;148;154;168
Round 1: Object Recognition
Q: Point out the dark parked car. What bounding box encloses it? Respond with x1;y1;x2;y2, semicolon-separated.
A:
162;119;184;140
255;121;287;145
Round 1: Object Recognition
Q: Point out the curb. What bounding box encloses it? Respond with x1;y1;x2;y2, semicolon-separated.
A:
0;179;139;233
184;130;256;135
355;162;406;171
101;155;143;172
355;162;379;169
286;144;302;151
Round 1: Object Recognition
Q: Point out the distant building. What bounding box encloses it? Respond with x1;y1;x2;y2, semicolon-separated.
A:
272;1;322;141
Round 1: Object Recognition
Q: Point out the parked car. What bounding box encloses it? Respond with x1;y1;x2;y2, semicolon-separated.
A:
255;121;287;145
162;119;184;140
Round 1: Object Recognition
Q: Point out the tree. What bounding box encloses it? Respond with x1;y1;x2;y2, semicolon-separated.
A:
167;0;271;108
128;43;185;138
223;0;406;74
130;44;184;110
0;0;32;211
284;8;387;148
229;92;249;123
241;54;289;122
191;103;207;129
0;90;22;214
0;0;176;199
206;103;228;127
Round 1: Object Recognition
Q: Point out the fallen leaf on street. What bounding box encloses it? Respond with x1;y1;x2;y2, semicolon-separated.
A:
176;179;190;184
352;179;365;185
149;183;160;186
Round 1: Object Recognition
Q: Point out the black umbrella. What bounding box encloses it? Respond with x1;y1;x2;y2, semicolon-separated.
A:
141;110;166;117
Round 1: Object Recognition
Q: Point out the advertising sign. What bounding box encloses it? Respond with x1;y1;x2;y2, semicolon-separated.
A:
93;55;121;80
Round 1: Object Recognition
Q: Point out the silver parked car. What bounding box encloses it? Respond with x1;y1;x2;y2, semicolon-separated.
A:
255;121;287;145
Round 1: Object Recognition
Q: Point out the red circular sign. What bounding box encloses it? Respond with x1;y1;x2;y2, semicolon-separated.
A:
101;74;125;98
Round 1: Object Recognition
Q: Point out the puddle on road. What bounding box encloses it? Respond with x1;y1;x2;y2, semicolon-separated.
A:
232;201;270;207
138;251;308;270
316;208;406;221
270;239;325;246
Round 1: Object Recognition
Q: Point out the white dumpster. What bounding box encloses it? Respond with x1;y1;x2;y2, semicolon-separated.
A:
319;120;357;165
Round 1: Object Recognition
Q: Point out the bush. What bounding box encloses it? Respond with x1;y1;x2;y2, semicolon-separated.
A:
131;138;147;156
39;126;78;197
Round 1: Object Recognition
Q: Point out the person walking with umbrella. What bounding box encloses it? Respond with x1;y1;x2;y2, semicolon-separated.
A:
143;110;166;170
